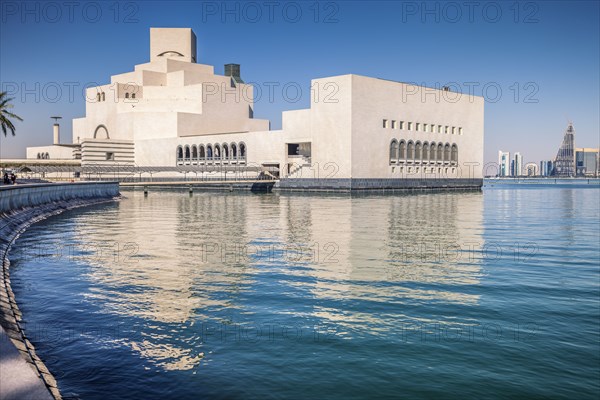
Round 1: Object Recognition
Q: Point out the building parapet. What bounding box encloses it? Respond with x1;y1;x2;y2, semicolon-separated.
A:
0;182;119;214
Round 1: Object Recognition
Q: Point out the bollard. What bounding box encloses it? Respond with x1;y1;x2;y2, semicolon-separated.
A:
189;185;193;196
144;185;148;196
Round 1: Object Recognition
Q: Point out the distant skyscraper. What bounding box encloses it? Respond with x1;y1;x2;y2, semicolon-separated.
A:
540;161;546;176
576;148;599;177
552;123;576;177
513;152;523;176
498;150;510;176
539;160;554;176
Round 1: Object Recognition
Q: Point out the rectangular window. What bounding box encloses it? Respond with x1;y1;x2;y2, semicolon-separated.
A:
445;126;449;134
400;121;404;129
438;125;442;133
383;119;388;128
408;122;412;130
392;120;397;129
424;124;429;132
452;127;456;135
459;127;463;135
106;152;115;161
415;123;420;131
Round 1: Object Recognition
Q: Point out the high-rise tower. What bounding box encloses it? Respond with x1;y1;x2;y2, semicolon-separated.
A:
552;123;576;177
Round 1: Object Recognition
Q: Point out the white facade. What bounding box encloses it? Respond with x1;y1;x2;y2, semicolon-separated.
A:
513;152;523;176
525;162;539;176
27;28;484;189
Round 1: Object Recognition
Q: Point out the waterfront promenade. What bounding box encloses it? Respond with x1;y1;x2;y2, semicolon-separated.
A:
0;325;53;400
0;182;120;400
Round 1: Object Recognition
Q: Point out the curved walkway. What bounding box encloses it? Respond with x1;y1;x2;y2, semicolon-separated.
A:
0;325;53;400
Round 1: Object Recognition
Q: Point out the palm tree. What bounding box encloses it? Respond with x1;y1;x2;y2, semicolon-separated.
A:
0;91;23;136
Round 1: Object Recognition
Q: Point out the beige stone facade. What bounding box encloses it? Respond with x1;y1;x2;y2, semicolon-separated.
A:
27;28;484;188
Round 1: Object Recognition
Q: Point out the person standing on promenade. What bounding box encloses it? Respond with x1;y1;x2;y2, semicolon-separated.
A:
10;173;16;185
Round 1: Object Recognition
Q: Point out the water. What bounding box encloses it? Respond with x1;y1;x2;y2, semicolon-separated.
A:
9;186;600;399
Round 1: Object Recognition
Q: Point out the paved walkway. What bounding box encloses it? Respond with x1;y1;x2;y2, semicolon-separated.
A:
0;325;53;400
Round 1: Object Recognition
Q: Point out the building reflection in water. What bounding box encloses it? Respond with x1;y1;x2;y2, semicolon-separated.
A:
73;190;484;371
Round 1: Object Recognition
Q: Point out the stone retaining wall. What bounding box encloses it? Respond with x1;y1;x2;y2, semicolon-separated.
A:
0;182;119;400
275;178;483;192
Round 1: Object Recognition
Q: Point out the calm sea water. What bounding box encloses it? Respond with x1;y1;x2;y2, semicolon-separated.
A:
9;186;600;399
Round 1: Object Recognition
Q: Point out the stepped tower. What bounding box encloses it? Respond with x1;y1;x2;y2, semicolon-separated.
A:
552;123;576;177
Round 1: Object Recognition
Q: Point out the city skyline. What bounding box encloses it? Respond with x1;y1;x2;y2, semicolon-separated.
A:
497;121;599;172
497;121;599;177
1;1;599;165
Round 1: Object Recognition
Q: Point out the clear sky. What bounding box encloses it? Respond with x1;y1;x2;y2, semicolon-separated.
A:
1;0;599;165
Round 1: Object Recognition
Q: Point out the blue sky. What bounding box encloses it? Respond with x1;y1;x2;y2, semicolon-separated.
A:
1;0;599;165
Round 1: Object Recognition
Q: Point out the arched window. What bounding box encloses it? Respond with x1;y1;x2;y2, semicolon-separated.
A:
93;125;110;139
389;139;398;164
199;145;206;160
437;143;444;163
444;143;451;163
415;141;422;162
125;93;129;99
207;145;213;160
451;144;458;163
423;142;429;162
177;146;183;161
101;92;105;101
407;141;414;161
45;152;50;159
184;145;191;161
97;93;101;102
239;142;246;160
398;140;406;161
430;143;436;162
37;153;41;159
222;143;229;160
131;93;136;99
214;144;221;160
231;143;238;159
191;145;198;160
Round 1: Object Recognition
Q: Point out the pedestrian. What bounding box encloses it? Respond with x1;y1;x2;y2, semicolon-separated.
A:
2;172;8;185
10;173;16;185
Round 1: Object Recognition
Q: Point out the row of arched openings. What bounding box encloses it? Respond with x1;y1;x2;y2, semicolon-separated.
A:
177;142;247;165
37;152;50;159
390;140;458;165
